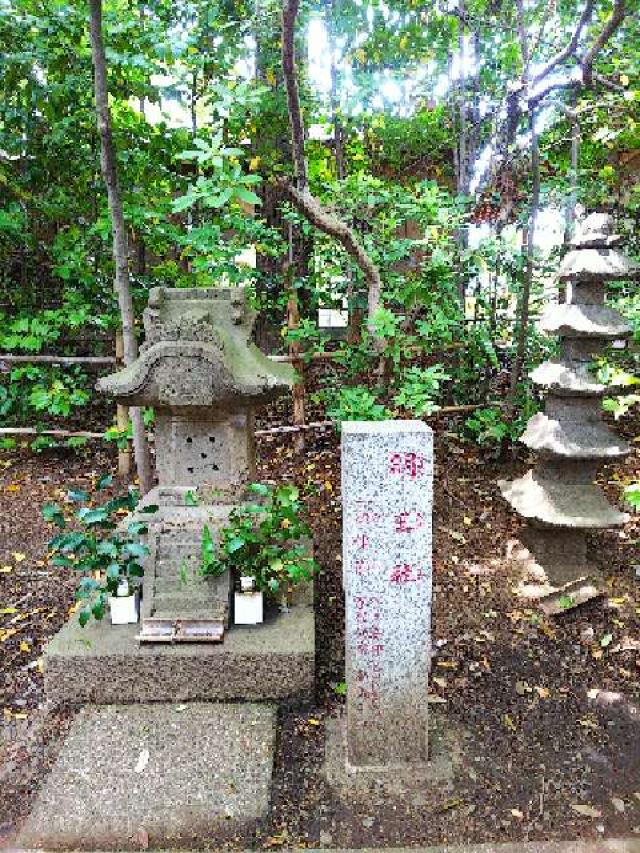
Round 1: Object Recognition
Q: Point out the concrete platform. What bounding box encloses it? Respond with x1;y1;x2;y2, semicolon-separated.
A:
44;600;314;704
16;703;276;851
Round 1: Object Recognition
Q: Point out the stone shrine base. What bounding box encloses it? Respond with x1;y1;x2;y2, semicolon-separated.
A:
44;599;314;704
16;703;275;851
504;537;603;614
323;709;461;798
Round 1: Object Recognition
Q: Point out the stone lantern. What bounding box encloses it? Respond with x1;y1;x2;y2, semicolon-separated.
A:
500;213;638;593
98;287;294;641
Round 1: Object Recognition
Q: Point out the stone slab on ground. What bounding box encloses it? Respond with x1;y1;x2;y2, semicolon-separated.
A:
323;709;460;798
303;843;640;853
43;599;314;704
16;702;276;851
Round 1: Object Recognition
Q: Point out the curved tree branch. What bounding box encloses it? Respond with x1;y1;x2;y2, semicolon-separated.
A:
582;0;625;83
280;0;382;335
532;0;594;85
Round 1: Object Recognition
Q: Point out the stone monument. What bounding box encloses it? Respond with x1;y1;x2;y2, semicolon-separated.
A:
342;421;433;767
500;213;638;591
97;286;294;641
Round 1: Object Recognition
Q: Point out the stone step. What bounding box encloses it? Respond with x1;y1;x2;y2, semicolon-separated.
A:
16;703;276;851
539;304;631;339
499;470;629;528
559;246;638;280
151;592;223;614
530;360;611;396
520;412;630;458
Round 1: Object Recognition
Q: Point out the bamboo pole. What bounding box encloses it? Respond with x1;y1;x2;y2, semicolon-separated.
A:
0;355;116;366
286;287;306;452
114;330;131;477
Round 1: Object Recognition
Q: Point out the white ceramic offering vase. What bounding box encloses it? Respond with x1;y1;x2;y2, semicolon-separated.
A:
109;579;139;625
234;576;263;625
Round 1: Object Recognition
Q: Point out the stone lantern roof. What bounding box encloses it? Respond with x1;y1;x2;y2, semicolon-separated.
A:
97;287;294;408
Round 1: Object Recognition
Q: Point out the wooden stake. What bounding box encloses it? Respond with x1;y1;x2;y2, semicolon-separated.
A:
287;285;306;453
115;330;131;477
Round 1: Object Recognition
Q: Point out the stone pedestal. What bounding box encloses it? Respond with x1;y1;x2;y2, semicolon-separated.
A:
500;214;637;590
342;421;433;768
97;287;294;640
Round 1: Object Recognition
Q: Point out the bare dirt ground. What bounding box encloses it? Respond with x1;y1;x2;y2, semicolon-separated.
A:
1;406;639;848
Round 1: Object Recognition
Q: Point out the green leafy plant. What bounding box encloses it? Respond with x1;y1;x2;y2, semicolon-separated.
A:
202;483;318;594
394;364;450;416
464;406;510;446
325;385;389;431
42;477;157;626
625;483;640;510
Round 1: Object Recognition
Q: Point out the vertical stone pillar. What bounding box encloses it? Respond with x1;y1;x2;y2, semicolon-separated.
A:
342;421;433;767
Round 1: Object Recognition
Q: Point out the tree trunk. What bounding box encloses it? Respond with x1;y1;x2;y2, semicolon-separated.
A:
88;0;153;494
506;109;540;422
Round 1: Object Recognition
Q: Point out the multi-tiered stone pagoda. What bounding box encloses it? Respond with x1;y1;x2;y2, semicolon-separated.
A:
500;213;637;589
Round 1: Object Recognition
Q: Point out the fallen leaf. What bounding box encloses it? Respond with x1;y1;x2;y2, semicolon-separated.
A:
307;717;321;726
134;748;149;774
510;809;524;819
611;797;625;813
502;714;518;732
0;607;17;615
0;566;12;573
535;686;551;699
12;552;26;562
20;640;31;652
437;797;463;812
571;804;602;818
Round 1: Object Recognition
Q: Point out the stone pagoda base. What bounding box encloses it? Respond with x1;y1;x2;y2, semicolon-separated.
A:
43;591;314;705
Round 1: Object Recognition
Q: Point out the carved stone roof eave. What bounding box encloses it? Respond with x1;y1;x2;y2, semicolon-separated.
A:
520;412;630;459
529;361;612;396
96;339;295;407
538;304;632;339
558;248;639;281
499;471;629;529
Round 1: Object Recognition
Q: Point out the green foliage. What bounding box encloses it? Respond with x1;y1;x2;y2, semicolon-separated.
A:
625;483;640;511
42;478;157;626
325;386;389;431
173;134;262;212
394;364;450;416
464;406;510;446
202;483;318;595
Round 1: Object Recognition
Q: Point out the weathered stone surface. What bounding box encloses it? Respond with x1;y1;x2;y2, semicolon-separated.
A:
96;288;295;637
559;247;637;281
342;421;433;768
539;303;632;338
502;213;635;591
97;287;293;408
499;470;628;529
43;599;314;704
521;411;630;458
530;360;610;396
17;703;275;850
